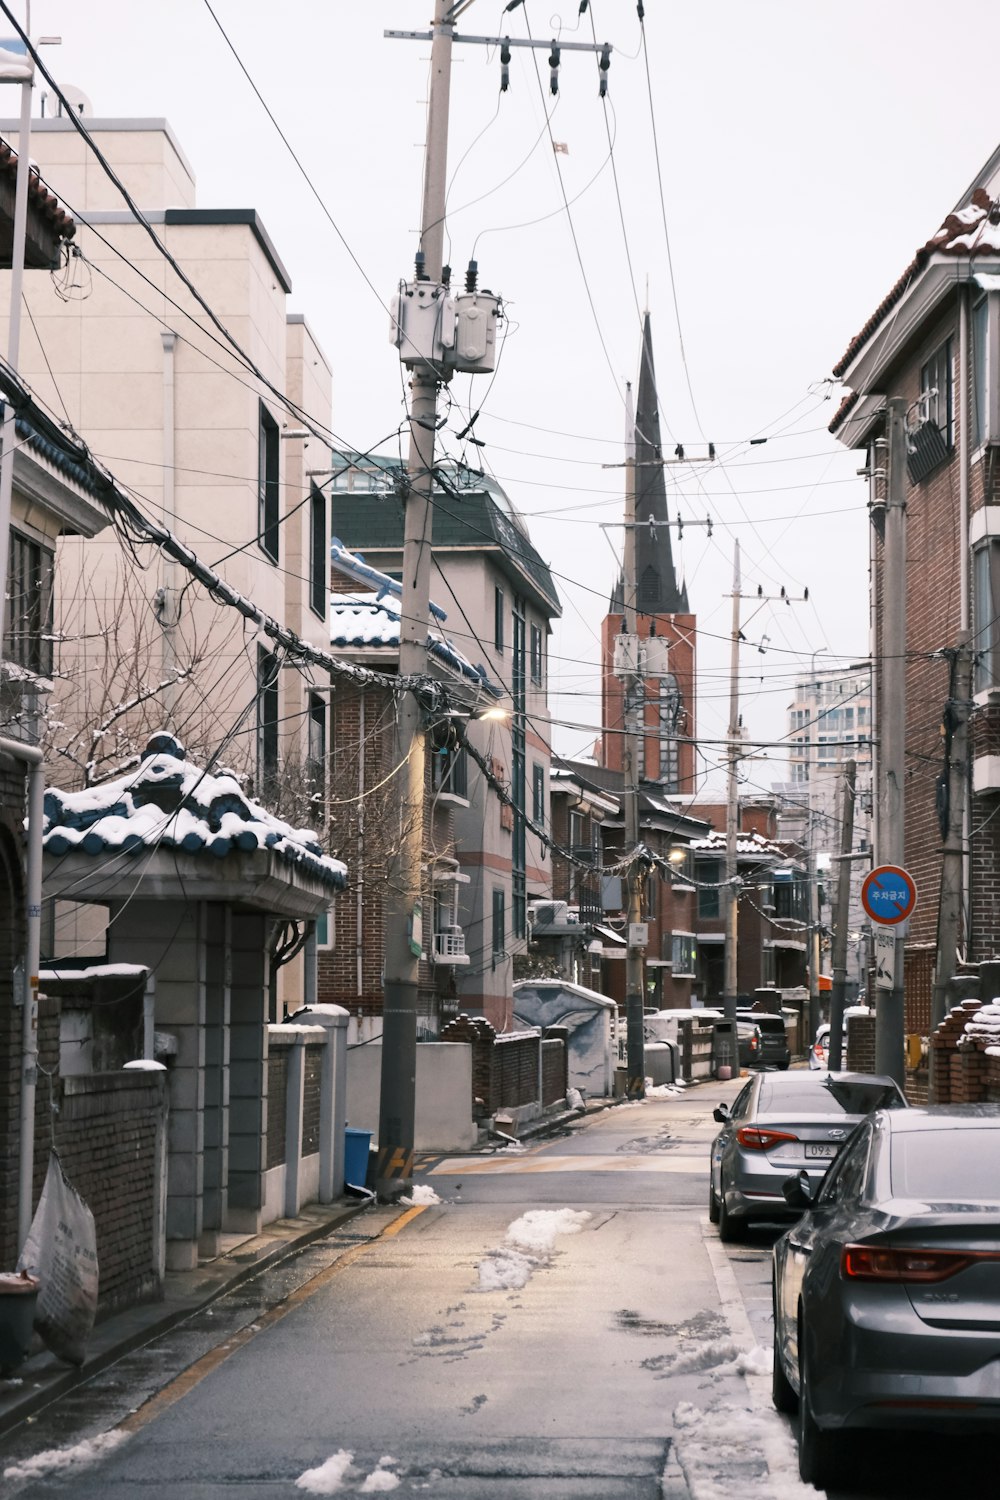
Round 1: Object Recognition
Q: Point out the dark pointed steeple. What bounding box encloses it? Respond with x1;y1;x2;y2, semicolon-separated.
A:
610;312;689;614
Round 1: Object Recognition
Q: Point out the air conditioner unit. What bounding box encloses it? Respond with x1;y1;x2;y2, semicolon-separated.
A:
906;420;949;484
529;900;568;927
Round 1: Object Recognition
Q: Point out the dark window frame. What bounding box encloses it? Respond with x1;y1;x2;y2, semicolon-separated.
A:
492;887;506;962
494;584;505;654
530;622;543;684
4;529;53;677
258;401;280;563
309;483;326;619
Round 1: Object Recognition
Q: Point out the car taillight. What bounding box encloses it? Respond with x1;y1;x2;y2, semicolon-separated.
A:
812;1042;825;1060
736;1126;799;1151
841;1244;1000;1282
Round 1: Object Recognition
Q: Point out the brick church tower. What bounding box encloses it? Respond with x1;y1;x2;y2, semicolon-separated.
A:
601;314;697;793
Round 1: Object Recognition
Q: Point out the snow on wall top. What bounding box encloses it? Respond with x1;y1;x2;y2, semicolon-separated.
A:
41;732;347;890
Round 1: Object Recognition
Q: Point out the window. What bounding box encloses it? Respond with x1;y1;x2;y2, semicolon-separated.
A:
698;859;721;919
315;907;335;949
494;585;505;653
532;763;545;827
4;530;53;676
431;745;468;798
258;402;280;562
530;623;543;684
973;296;992;450
309;484;326;618
658;673;681;790
307;693;326;796
492;887;506;961
974;538;1000;692
671;931;696;976
257;646;280;798
908;337;954;483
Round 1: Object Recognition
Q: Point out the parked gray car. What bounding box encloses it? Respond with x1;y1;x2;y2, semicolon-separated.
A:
772;1105;1000;1488
709;1070;905;1243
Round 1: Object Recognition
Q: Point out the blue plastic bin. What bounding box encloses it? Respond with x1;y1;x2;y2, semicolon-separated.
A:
344;1127;372;1188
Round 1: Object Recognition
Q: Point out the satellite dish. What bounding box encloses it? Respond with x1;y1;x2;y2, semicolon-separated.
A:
56;83;92;118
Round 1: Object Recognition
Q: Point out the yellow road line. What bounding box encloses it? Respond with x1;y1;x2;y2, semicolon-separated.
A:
118;1207;426;1434
428;1154;708;1175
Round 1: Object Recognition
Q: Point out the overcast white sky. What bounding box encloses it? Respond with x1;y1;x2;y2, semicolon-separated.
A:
11;0;1000;797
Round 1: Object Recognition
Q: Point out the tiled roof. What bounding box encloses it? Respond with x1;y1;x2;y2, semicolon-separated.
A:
42;733;347;890
0;137;75;242
831;186;1000;394
690;827;787;861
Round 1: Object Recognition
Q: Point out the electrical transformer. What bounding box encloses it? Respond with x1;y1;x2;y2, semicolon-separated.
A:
389;280;456;369
452;291;500;373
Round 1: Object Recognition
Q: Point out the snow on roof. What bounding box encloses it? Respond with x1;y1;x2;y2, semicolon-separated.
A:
330;544;502;697
689;826;789;861
41;732;347;890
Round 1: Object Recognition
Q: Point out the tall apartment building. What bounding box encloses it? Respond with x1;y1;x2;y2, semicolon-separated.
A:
776;663;873;998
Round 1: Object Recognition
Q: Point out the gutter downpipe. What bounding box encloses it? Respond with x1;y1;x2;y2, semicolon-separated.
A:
0;734;44;1253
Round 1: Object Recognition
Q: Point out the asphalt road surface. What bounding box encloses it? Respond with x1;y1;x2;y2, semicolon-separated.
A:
1;1079;995;1498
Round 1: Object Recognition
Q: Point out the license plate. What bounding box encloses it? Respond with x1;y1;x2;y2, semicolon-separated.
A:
805;1143;839;1160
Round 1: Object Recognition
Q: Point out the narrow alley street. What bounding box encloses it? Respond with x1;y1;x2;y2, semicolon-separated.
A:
1;1082;994;1499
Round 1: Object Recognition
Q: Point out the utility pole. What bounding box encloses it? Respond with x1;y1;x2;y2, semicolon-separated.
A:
621;383;645;1099
827;759;856;1071
375;1;455;1200
876;397;907;1086
723;542;741;1065
379;8;612;1195
931;631;972;1030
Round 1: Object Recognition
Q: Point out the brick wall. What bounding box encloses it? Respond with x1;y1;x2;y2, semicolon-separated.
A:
541;1033;567;1106
440;1013;567;1118
302;1044;323;1155
266;1047;288;1170
845;1012;876;1073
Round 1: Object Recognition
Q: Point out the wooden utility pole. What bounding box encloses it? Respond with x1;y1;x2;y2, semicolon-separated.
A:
827;759;856;1071
876;398;907;1087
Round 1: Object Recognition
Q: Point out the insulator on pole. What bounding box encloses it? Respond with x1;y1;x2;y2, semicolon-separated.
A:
549;42;560;94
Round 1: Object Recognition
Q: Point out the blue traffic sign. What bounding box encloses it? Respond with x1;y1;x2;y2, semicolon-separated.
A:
860;865;917;926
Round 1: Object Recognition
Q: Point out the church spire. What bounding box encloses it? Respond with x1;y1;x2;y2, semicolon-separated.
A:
610;313;688;613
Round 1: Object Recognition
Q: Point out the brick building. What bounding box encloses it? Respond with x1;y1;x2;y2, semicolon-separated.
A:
323;542;507;1036
830;146;1000;1030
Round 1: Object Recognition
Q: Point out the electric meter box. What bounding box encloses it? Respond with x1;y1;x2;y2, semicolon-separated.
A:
390;281;456;369
453;291;500;373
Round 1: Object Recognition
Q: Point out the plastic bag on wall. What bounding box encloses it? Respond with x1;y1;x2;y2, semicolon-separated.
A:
17;1153;99;1366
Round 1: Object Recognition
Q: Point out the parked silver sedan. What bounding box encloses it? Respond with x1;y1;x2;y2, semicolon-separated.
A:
772;1105;1000;1489
709;1070;905;1242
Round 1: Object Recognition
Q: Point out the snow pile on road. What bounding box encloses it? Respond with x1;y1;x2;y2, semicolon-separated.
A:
476;1208;591;1292
671;1401;813;1498
296;1451;401;1494
399;1185;440;1207
3;1430;127;1481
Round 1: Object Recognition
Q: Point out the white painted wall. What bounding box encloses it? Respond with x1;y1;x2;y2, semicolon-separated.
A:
346;1042;476;1152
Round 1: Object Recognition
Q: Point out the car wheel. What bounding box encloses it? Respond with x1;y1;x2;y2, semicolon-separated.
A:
797;1327;842;1488
717;1190;747;1243
708;1175;720;1225
778;1060;790;1071
770;1293;796;1414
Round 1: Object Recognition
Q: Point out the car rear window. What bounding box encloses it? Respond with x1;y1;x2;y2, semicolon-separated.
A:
758;1076;904;1115
890;1129;1000;1202
737;1015;785;1034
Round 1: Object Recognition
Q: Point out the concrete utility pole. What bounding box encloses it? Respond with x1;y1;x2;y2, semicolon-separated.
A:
827;758;856;1072
723;542;741;1061
931;632;972;1030
807;803;822;1049
621;384;645;1099
379;9;614;1196
375;1;456;1200
876;397;908;1086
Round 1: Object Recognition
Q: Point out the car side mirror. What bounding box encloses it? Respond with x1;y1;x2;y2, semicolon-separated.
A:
781;1170;814;1210
712;1105;730;1124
